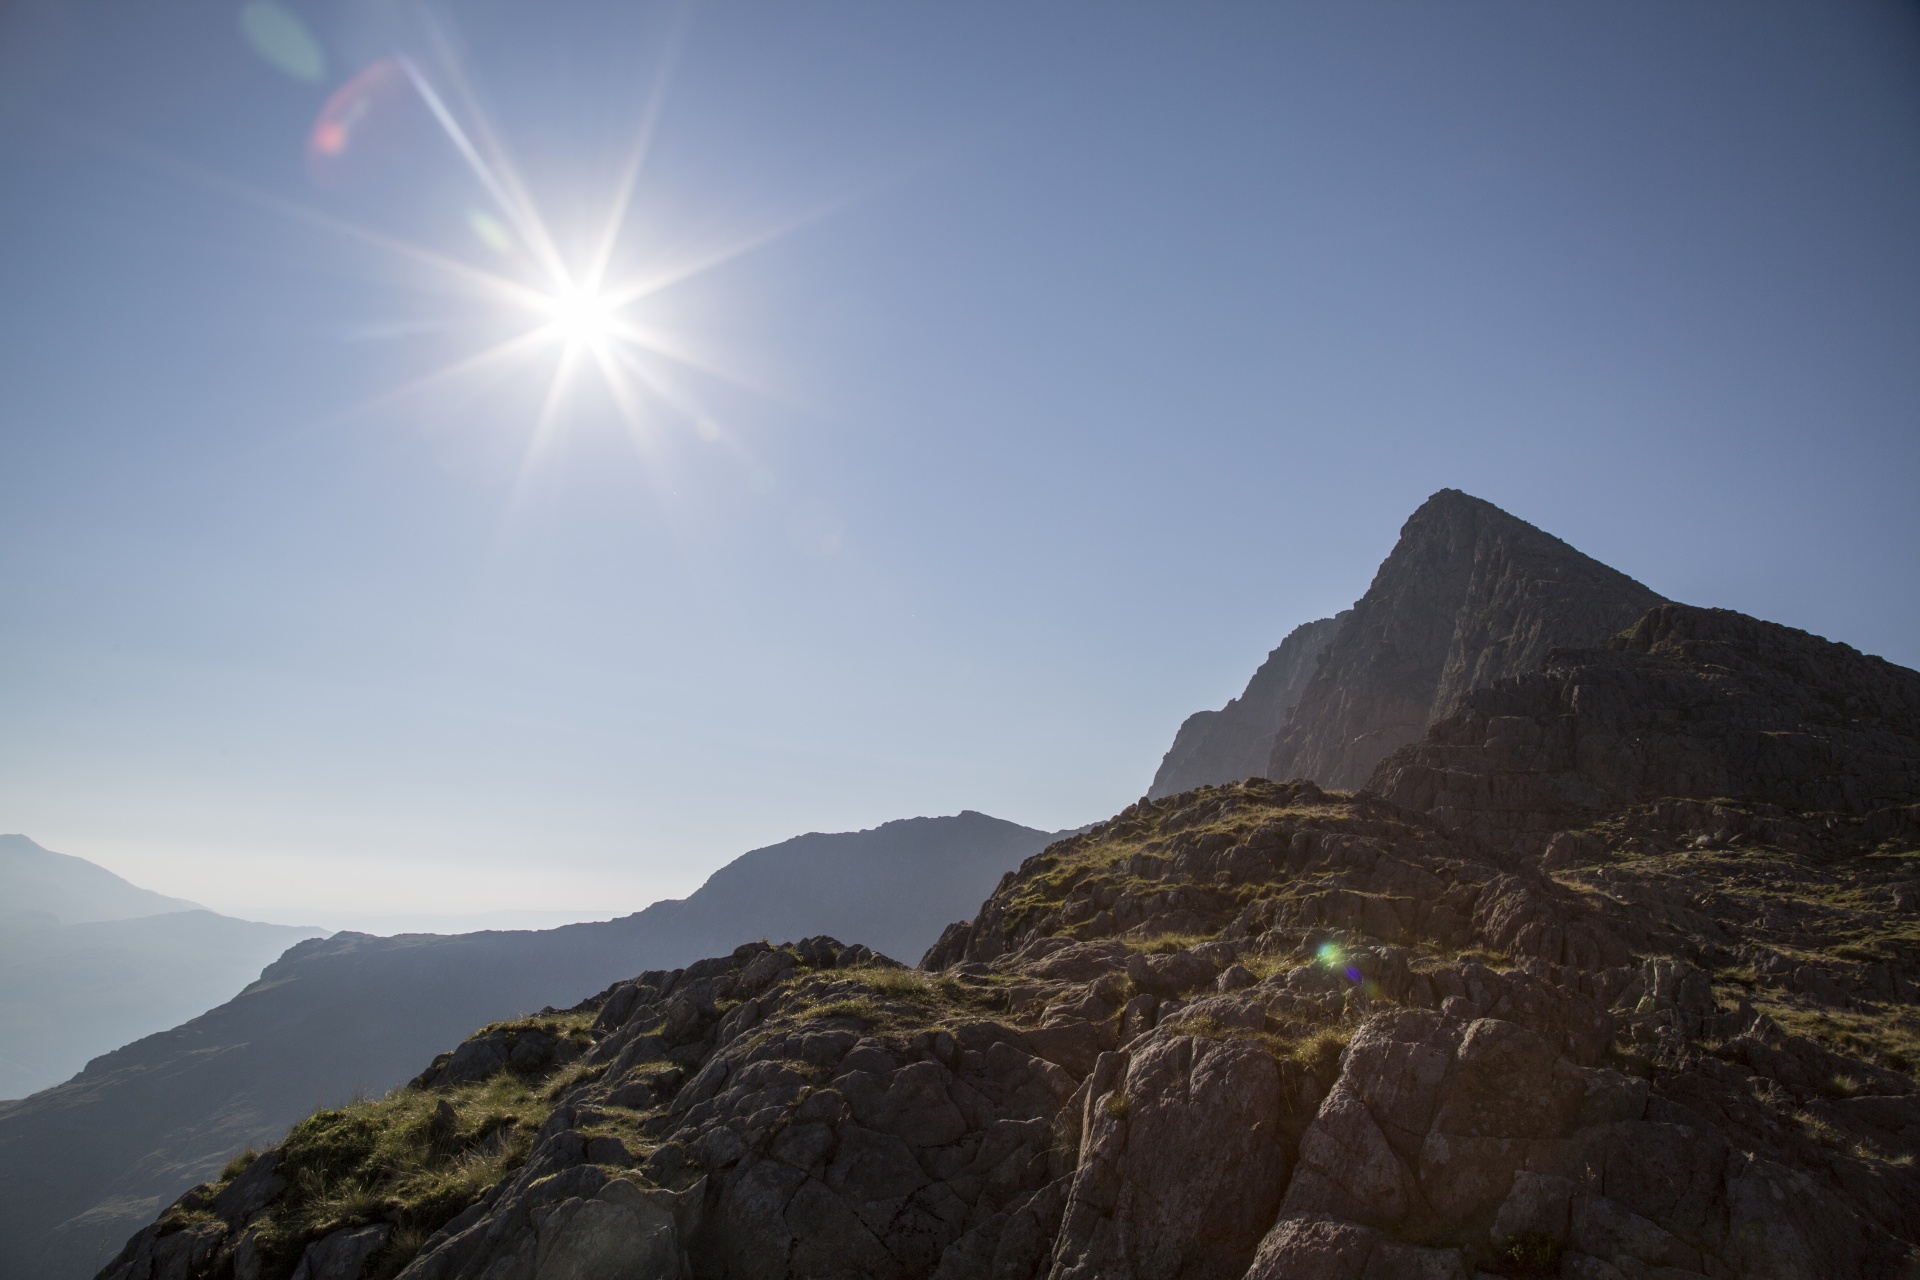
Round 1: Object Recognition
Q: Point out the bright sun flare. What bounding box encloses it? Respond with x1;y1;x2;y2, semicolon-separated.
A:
542;286;619;350
250;41;809;460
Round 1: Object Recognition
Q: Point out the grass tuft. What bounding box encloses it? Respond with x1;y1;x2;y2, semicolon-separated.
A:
228;1012;594;1276
220;1148;259;1182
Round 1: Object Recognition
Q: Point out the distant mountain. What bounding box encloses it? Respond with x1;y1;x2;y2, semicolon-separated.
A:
1148;613;1347;800
1264;489;1666;789
0;834;200;924
0;909;325;1100
0;837;324;1099
0;810;1064;1280
624;811;1068;965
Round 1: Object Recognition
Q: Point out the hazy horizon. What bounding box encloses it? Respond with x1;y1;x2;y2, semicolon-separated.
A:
3;1;1917;924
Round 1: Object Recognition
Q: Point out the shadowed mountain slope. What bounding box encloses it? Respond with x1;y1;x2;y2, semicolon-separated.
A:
97;599;1920;1280
1265;489;1667;789
1148;614;1347;800
0;811;1060;1280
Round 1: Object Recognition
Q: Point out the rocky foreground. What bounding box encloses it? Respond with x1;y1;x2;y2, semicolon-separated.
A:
99;605;1920;1280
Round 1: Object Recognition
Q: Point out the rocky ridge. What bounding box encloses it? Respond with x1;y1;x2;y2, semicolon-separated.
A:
98;705;1920;1278
94;526;1920;1280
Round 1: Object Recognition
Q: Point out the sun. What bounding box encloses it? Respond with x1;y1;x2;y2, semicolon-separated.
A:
252;40;823;461
540;285;619;350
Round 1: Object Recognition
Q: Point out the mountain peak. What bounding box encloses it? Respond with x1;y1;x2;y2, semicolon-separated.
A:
1264;491;1666;789
1146;493;1670;799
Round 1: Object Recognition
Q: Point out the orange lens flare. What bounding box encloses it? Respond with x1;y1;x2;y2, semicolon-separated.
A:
306;59;423;188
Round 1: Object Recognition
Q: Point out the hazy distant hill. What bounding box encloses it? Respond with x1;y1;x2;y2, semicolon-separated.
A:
0;834;199;923
0;837;324;1099
0;810;1063;1280
0;909;325;1100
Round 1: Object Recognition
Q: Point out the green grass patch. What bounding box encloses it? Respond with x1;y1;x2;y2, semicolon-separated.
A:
1164;1012;1349;1077
798;967;1008;1033
218;1013;596;1278
986;781;1352;938
1120;932;1217;955
1761;1000;1920;1080
804;997;887;1024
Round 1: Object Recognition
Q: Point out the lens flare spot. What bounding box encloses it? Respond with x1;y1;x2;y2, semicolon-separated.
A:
467;209;515;255
307;59;426;188
1316;941;1344;968
240;1;327;83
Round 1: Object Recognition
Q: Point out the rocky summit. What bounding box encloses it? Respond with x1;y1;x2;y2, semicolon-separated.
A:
1157;489;1667;797
94;503;1920;1280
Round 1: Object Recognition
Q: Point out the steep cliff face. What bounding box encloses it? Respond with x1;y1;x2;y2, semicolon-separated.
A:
99;595;1920;1280
1266;490;1667;790
1149;615;1347;800
1369;603;1920;854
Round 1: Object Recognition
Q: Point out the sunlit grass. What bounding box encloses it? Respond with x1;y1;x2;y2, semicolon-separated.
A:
798;964;1008;1032
194;1012;598;1278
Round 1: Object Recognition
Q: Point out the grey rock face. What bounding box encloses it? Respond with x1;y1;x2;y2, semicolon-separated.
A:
209;1151;284;1225
1050;1036;1307;1280
1369;603;1920;853
1267;489;1666;790
1150;614;1346;800
291;1225;390;1280
1242;1215;1468;1280
529;1180;683;1280
1259;1006;1910;1279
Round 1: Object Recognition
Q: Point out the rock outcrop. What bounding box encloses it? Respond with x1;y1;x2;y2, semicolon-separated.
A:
1265;490;1666;790
97;750;1919;1279
1149;615;1347;800
90;509;1920;1280
1369;603;1920;855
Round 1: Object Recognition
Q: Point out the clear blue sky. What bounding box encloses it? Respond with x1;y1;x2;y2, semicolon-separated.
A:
2;1;1916;929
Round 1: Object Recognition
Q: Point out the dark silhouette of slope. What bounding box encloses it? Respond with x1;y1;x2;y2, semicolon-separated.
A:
0;811;1060;1280
1266;489;1666;788
1148;614;1347;799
